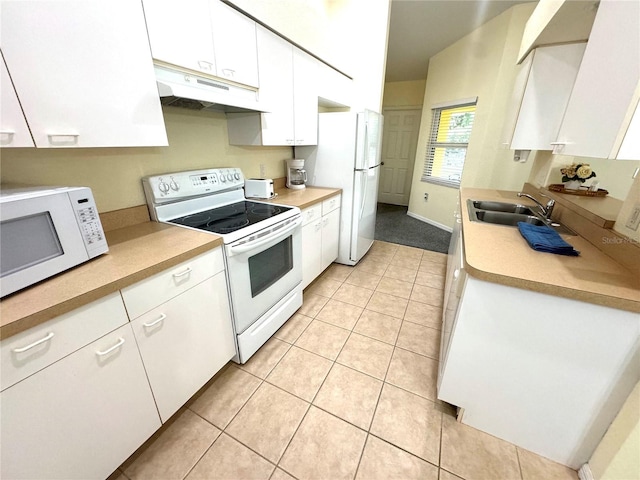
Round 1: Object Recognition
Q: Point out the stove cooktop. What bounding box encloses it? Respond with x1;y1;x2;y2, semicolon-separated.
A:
169;201;293;235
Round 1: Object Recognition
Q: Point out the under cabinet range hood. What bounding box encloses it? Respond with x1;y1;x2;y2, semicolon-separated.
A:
154;65;269;113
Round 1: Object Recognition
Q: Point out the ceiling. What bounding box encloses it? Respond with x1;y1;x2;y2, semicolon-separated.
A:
385;0;530;82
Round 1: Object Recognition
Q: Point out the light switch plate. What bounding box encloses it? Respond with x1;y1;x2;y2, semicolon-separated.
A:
625;204;640;231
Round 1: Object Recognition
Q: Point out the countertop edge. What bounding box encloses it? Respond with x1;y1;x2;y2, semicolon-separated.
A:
460;188;640;313
0;224;223;340
464;261;640;313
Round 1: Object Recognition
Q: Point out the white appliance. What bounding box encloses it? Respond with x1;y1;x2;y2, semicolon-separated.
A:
244;178;274;199
143;168;302;364
296;110;383;265
286;158;307;190
0;186;108;297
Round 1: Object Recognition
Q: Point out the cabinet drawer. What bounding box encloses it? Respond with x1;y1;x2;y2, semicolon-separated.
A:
0;323;161;480
121;248;224;320
0;292;128;392
322;194;341;215
131;272;235;422
301;204;322;226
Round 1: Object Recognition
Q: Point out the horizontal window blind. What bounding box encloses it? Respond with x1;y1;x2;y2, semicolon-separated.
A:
422;102;476;188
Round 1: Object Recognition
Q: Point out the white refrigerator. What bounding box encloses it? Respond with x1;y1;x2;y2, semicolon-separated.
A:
296;110;383;265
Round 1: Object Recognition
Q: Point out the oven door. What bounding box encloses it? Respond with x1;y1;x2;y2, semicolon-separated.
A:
225;216;302;334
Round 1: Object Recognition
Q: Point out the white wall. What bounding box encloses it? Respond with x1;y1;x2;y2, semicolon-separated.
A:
588;381;640;480
408;4;537;229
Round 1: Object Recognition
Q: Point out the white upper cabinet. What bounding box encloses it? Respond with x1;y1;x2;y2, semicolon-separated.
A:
316;58;353;108
292;47;318;146
210;0;259;87
553;0;640;160
0;0;168;148
0;52;33;147
142;0;217;75
503;43;586;151
226;26;318;146
143;0;258;88
616;95;640;160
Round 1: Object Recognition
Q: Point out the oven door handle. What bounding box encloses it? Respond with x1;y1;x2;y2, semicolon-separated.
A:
228;218;302;256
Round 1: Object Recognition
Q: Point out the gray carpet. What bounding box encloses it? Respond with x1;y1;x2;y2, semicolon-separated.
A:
375;203;451;254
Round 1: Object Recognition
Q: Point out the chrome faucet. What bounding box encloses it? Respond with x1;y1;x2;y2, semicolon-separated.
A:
517;192;555;220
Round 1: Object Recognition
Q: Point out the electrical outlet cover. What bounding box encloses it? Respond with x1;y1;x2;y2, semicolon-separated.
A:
625;204;640;231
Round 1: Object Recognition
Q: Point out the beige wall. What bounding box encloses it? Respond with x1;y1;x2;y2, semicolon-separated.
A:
0;0;391;213
589;380;640;480
408;3;537;229
228;0;391;112
383;80;426;108
0;108;292;212
528;151;640;201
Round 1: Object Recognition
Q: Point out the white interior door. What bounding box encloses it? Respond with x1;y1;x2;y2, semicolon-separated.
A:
378;108;421;206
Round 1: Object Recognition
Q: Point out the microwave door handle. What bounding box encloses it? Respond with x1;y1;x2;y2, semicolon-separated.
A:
228;218;301;256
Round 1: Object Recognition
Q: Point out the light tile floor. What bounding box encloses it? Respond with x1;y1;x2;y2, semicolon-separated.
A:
114;241;579;480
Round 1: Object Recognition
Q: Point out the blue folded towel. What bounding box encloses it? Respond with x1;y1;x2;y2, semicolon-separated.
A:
517;222;580;256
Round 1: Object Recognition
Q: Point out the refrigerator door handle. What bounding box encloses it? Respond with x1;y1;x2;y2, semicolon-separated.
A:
359;171;367;220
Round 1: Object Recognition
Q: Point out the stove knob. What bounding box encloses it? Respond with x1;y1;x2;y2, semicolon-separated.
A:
158;181;170;193
169;180;180;191
234;172;240;180
220;175;227;183
227;173;233;181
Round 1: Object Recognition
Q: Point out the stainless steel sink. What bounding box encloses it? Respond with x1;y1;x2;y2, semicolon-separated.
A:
471;200;536;216
474;211;545;227
467;199;576;235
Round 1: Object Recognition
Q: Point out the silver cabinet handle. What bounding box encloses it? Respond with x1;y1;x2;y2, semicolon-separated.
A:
13;332;55;353
172;267;192;278
221;68;235;77
0;130;15;136
96;337;125;356
143;313;166;328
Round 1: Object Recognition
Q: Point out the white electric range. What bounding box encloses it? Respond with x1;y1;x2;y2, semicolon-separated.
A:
143;168;302;363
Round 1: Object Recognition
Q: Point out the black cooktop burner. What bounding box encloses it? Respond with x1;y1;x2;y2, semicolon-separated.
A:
169;201;292;235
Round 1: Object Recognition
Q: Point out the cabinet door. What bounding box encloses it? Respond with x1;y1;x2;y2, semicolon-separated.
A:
301;219;323;289
293;48;319;145
553;0;639;158
0;0;167;148
256;26;295;145
210;0;259;87
0;52;33;147
321;209;340;271
142;0;217;75
616;98;640;160
0;324;161;480
510;43;586;150
131;273;235;422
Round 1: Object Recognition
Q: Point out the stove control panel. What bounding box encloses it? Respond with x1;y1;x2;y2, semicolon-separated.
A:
143;168;245;203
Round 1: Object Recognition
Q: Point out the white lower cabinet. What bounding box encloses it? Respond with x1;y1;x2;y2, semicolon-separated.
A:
0;323;161;480
437;256;640;468
131;272;235;422
0;246;236;478
301;207;323;290
301;195;341;289
321;207;340;271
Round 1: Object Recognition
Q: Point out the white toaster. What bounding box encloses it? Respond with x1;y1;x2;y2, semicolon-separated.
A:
244;178;274;199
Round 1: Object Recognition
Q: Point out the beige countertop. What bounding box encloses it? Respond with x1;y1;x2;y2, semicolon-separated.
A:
263;186;342;209
461;188;640;313
0;222;223;339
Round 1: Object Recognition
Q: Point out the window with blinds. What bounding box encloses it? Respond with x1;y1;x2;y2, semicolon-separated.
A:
421;100;477;188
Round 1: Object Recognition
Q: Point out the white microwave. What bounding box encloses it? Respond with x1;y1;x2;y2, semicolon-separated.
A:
0;185;108;297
